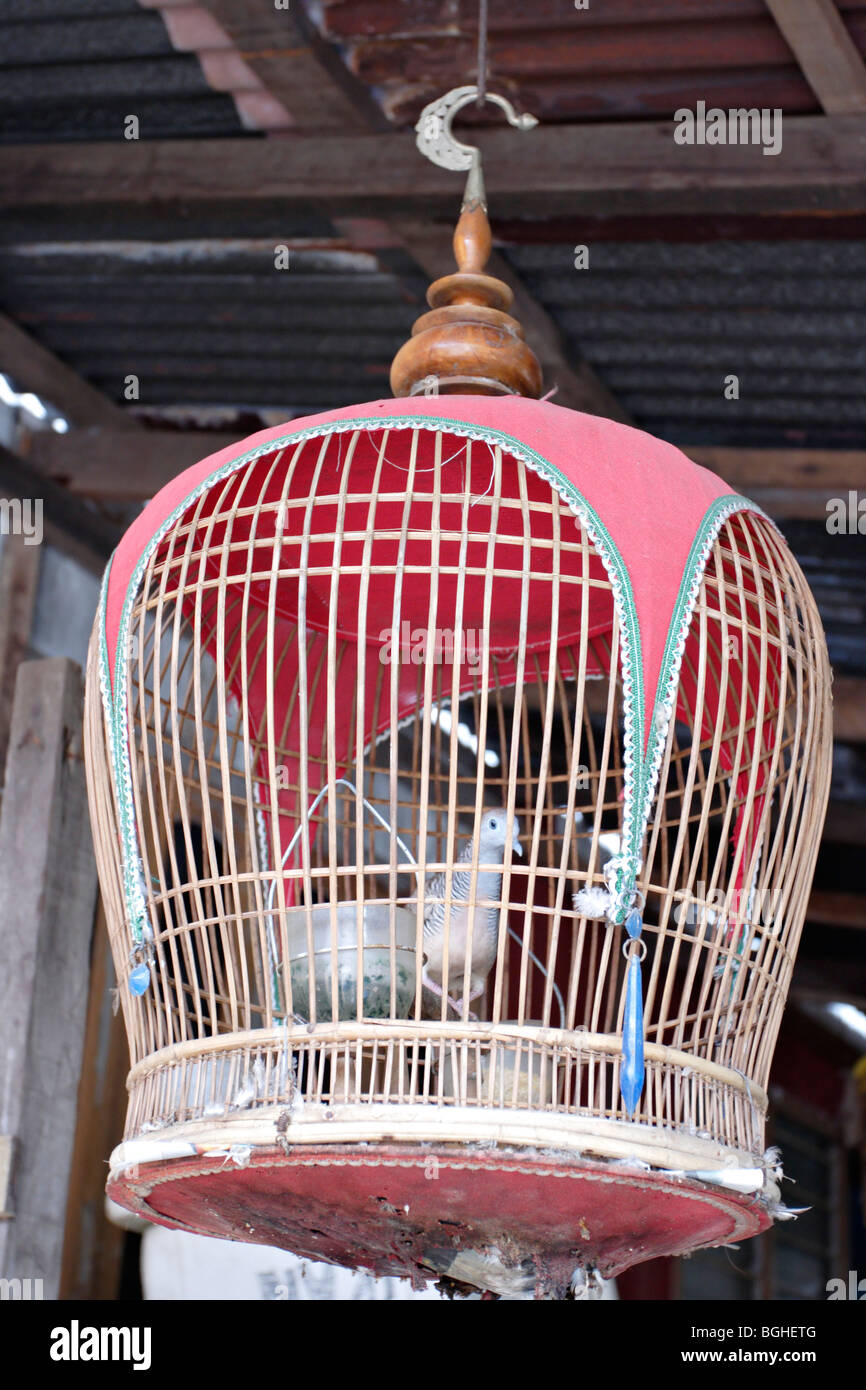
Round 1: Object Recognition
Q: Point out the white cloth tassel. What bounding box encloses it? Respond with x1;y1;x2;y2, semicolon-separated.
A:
767;1203;810;1221
573;886;612;919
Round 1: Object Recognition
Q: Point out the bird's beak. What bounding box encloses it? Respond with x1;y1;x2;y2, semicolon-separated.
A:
513;838;523;857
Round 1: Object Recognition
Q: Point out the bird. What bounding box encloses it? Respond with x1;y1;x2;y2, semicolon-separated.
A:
421;809;522;1019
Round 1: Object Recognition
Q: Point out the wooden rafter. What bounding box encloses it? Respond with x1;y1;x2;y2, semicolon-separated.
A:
687;445;866;521
193;0;390;131
0;313;134;431
24;428;232;499
832;675;866;744
0;535;40;781
0;318;132;567
806;890;866;929
2;117;866;216
764;0;866;114
25;429;864;515
824;800;866;844
0;444;119;575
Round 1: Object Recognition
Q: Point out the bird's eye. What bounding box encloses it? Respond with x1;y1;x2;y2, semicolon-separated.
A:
489;818;498;829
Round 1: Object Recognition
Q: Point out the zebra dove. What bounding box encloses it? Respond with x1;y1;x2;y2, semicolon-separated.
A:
421;809;522;1017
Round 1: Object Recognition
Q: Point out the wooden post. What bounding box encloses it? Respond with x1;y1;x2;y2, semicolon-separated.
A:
0;534;40;780
59;914;129;1301
0;659;97;1298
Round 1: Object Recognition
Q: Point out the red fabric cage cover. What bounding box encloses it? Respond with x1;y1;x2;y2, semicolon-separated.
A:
100;396;777;924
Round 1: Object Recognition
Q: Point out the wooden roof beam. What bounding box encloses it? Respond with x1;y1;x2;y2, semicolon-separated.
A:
764;0;866;114
0;443;119;576
687;445;866;520
189;0;390;131
832;675;866;744
0;313;135;432
806;890;866;929
25;431;865;513
3;117;866;217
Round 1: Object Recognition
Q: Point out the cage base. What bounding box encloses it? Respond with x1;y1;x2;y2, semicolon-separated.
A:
107;1136;771;1294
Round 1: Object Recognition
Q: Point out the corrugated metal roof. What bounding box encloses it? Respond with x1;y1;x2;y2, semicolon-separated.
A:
502;238;866;448
317;0;866;124
0;0;252;143
13;0;866;143
3;227;865;442
0;236;424;412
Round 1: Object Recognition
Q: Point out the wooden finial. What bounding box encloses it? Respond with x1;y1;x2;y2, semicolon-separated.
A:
390;164;543;399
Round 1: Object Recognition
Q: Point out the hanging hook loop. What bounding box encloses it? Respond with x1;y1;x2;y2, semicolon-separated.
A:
415;85;538;175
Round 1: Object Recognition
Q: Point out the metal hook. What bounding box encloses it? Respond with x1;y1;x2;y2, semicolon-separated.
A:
415;85;537;199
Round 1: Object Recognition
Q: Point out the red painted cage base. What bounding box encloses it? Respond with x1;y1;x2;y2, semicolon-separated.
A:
108;1143;771;1296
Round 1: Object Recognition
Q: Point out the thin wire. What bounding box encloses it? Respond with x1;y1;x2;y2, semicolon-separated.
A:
506;927;565;1029
265;777;421;1014
476;0;488;107
264;778;566;1028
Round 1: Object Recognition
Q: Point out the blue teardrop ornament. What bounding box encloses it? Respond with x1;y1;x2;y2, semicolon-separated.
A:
129;962;151;996
620;909;645;1118
625;908;642;941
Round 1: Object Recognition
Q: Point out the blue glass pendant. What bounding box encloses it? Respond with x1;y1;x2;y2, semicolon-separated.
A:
620;908;645;1118
129;962;151;996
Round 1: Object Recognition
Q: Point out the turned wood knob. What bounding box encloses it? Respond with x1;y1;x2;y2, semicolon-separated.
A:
453;203;491;276
390;199;542;399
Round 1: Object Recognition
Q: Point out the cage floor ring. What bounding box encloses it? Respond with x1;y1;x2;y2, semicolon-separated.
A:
107;1140;770;1294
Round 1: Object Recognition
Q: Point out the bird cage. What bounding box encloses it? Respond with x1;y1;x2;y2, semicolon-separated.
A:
85;96;833;1298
